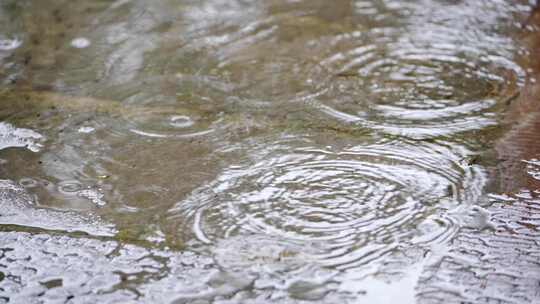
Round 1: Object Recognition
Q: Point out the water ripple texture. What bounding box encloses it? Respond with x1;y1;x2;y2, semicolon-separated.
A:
170;136;487;270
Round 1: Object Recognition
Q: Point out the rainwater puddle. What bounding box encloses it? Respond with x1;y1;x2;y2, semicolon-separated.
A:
0;0;538;303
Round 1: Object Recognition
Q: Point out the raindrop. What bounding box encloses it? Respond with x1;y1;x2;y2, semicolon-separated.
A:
58;180;83;194
19;178;38;188
71;37;91;49
78;126;95;133
169;115;194;128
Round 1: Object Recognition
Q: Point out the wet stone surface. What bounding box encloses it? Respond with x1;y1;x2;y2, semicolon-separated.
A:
0;231;352;304
417;169;540;304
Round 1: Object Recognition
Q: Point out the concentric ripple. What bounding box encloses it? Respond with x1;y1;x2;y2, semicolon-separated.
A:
170;136;486;269
119;106;220;139
304;22;526;138
87;74;233;140
0;0;535;301
184;0;529;141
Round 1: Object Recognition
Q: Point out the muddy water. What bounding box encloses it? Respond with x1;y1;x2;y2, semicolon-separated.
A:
0;0;538;303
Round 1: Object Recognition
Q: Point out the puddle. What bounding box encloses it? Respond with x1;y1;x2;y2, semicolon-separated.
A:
0;0;538;303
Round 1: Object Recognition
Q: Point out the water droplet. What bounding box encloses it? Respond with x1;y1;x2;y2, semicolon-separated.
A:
71;37;91;49
19;178;38;188
169;115;194;128
58;181;82;194
78;126;95;134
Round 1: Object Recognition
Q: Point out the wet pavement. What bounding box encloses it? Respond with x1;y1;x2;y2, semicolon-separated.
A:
0;0;539;303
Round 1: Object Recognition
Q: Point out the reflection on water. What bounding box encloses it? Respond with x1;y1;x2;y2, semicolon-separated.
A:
0;0;537;302
170;136;484;269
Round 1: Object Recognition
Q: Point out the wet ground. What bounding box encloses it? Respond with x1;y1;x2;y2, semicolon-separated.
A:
0;0;539;303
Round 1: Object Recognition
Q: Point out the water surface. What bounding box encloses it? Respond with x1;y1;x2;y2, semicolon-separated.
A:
0;0;537;303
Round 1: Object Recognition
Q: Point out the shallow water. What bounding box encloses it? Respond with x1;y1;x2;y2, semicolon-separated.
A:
0;0;538;303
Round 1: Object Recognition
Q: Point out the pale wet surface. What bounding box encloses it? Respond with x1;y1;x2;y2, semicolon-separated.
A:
0;0;539;303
